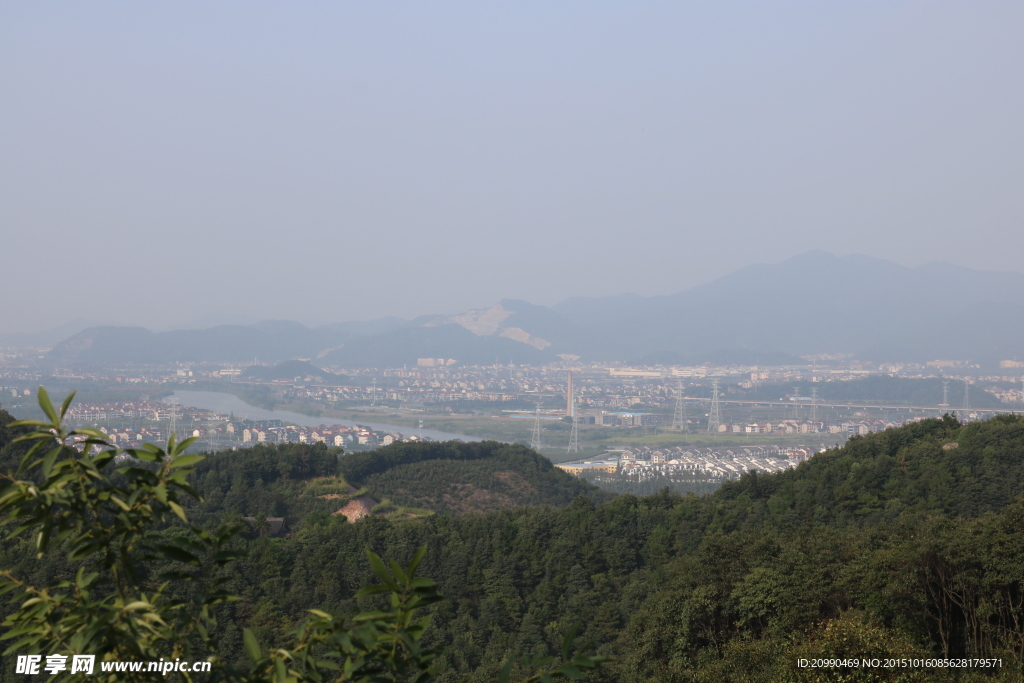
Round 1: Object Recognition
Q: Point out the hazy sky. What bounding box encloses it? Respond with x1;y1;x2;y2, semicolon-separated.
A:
2;2;1022;334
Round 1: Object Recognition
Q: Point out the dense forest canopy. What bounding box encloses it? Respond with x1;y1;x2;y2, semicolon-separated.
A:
4;400;1024;681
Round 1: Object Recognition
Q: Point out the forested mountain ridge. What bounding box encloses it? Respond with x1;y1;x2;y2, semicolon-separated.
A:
5;409;1024;681
710;413;1024;525
210;414;1024;681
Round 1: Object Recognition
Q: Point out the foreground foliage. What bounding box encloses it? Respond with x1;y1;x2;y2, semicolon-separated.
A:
0;390;604;682
6;389;1024;681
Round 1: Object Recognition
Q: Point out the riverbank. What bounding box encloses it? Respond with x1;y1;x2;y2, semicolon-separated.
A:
166;391;482;442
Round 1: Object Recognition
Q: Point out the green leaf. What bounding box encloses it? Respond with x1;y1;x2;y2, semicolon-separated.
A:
561;623;580;662
92;451;115;469
168;500;188;523
495;655;512;683
156;544;201;566
41;445;62;479
36;517;54;554
559;664;583;679
390;558;409;585
8;419;48;429
170;454;204;468
366;551;398;589
217;525;242;545
212;550;246;566
243;628;262;662
37;387;58;426
15;444;42;474
408;544;428;576
59;391;77;419
127;447;160;462
174;437;200;455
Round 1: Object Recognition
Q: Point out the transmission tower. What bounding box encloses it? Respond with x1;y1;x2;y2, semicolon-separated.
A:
706;379;722;434
941;379;950;408
672;380;688;430
530;401;544;451
168;399;179;441
566;390;580;453
810;387;819;421
961;379;970;416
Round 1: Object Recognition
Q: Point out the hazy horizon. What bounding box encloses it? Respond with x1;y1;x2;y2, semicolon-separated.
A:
3;3;1023;335
4;249;1023;339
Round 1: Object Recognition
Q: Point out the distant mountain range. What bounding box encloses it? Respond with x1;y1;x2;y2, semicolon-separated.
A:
42;252;1024;368
0;318;105;348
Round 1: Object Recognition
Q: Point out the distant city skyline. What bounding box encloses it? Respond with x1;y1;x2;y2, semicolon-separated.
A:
3;3;1022;334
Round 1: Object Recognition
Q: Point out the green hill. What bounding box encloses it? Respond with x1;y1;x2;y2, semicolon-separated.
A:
341;440;606;515
710;413;1024;526
183;442;344;525
214;415;1024;681
7;405;1024;681
181;439;603;526
241;359;341;382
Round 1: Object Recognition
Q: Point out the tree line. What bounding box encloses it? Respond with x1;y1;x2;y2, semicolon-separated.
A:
5;390;1024;681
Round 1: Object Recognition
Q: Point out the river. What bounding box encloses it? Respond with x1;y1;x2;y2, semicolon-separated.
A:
165;390;481;442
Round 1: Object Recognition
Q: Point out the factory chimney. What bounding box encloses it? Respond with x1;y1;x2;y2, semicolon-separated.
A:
566;371;574;417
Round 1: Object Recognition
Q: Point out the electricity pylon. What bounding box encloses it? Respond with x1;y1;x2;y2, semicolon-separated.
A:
672;380;688;431
810;387;819;421
530;402;544;451
706;379;722;434
168;399;179;440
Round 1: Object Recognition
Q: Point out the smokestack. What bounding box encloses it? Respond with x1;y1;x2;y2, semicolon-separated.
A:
566;371;574;417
